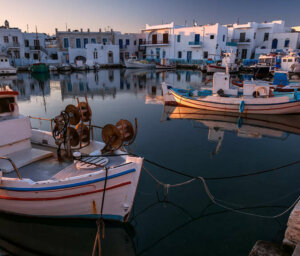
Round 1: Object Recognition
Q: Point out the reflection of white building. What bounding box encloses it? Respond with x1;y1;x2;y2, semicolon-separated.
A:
141;22;228;63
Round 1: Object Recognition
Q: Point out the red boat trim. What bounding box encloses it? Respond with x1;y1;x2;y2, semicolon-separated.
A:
208;65;226;70
0;181;131;201
171;90;300;112
0;91;19;96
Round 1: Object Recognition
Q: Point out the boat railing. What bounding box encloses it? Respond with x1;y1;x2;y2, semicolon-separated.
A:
0;156;22;179
28;115;104;140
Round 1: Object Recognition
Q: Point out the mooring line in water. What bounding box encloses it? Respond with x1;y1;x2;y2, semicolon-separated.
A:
143;166;300;219
81;153;300;180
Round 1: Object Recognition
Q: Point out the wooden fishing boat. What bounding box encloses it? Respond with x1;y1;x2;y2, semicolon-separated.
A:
163;72;300;115
125;56;155;69
0;87;143;222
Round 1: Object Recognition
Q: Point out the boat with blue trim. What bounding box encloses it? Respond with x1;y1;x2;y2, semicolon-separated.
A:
0;86;143;222
162;72;300;114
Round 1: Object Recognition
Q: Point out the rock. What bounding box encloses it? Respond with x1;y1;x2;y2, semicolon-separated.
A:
284;201;300;246
249;240;291;256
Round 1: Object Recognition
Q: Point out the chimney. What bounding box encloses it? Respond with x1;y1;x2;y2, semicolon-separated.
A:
80;28;83;32
68;29;70;32
111;28;113;33
88;28;90;32
99;28;102;32
55;28;58;33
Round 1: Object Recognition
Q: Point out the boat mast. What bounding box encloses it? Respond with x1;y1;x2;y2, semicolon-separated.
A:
35;26;40;62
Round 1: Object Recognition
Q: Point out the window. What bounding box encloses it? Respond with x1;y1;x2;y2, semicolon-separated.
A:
125;52;129;59
272;39;278;49
34;39;40;47
134;40;137;46
3;36;8;43
14;51;20;58
156;48;160;59
195;34;200;43
33;53;39;60
264;33;269;41
103;38;107;45
284;39;290;48
162;50;166;58
241;49;247;59
93;50;98;59
12;36;18;43
177;35;181;43
51;53;58;60
203;51;208;58
178;51;182;58
83;38;88;48
24;40;29;47
288;59;293;62
210;35;214;40
283;59;287;62
24;53;30;59
119;39;123;49
63;38;69;48
223;35;225;42
126;39;130;46
91;38;96;44
254;32;256;40
163;33;169;44
76;38;81;48
139;39;143;45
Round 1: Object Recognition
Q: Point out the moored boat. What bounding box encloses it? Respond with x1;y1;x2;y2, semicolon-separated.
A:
0;87;143;222
163;72;300;114
0;55;17;75
125;56;155;69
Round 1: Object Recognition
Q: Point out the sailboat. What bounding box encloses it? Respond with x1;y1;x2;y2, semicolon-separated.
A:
29;27;49;74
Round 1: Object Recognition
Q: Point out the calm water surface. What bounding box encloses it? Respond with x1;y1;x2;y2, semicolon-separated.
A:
1;69;300;256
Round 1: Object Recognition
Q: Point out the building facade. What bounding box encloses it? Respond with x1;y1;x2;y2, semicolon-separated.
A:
114;32;146;61
141;22;228;64
55;28;114;64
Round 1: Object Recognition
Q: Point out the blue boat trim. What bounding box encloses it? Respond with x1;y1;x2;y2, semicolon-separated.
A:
1;169;136;192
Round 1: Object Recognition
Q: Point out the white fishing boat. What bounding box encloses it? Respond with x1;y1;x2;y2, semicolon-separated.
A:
0;87;143;222
207;52;239;73
125;56;155;69
162;72;300;114
0;55;17;75
58;64;72;72
281;52;300;73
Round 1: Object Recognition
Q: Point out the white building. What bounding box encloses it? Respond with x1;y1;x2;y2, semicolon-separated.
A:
141;22;228;63
0;20;24;66
114;32;146;61
226;20;287;59
68;43;119;66
255;32;300;58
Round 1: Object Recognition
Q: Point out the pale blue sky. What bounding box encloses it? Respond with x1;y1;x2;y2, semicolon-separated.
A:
0;0;299;34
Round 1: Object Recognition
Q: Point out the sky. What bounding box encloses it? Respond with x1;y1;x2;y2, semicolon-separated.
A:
0;0;299;34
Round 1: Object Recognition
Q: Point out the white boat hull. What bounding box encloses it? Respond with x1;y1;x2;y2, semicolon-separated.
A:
0;69;17;75
125;61;155;69
169;89;300;115
0;157;143;222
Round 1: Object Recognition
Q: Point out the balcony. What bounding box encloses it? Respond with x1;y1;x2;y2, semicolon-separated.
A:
6;42;20;48
188;41;203;47
140;40;170;46
231;38;251;44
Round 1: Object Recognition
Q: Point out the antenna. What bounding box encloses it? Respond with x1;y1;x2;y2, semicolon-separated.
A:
237;17;240;24
65;23;68;31
26;24;29;33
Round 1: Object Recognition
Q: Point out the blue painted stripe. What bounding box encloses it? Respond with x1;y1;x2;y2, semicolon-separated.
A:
42;214;124;221
1;169;136;192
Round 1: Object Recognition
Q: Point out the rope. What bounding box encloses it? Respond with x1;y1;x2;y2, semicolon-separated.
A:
92;167;108;256
143;166;300;219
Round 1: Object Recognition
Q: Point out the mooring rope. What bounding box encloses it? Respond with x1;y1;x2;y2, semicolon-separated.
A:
143;166;300;219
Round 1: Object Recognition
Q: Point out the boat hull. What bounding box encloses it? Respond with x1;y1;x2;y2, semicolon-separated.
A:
125;61;155;69
170;89;300;115
0;158;143;222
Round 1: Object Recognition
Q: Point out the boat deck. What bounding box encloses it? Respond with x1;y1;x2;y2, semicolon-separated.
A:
4;143;128;182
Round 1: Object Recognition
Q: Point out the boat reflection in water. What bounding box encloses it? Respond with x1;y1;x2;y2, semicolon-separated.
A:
0;212;136;256
162;106;300;155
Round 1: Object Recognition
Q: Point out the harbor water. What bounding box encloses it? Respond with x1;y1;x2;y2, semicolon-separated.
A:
1;69;300;255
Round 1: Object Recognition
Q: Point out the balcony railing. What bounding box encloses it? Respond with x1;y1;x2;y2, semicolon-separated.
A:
231;39;251;43
6;42;20;48
188;41;203;46
140;40;170;45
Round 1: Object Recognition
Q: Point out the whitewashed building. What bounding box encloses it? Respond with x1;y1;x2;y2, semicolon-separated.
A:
68;44;119;66
141;22;228;63
0;20;24;66
226;20;287;59
114;32;146;61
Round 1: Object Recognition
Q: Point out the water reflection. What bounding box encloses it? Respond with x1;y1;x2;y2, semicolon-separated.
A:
0;212;136;256
162;105;300;156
